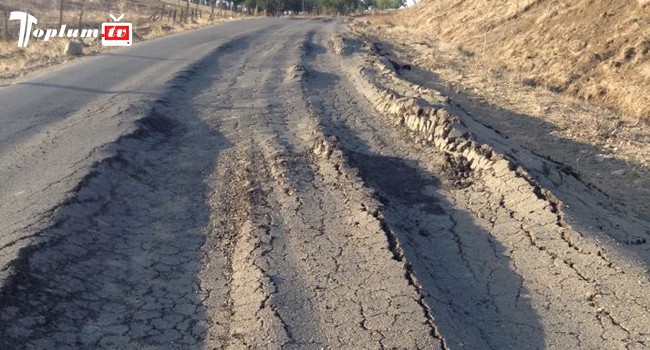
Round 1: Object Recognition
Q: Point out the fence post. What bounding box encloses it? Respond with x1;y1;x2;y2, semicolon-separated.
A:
59;0;65;28
78;0;86;32
2;11;8;41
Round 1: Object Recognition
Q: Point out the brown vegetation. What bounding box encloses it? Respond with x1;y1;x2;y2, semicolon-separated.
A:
366;0;650;121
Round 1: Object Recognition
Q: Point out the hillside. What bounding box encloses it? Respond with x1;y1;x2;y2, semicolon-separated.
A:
383;0;650;120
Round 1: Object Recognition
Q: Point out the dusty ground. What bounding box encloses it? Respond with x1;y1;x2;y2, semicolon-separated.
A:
0;17;648;349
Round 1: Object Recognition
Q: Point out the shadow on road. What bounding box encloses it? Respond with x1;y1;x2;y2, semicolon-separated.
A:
103;52;185;62
17;81;156;95
303;47;546;348
369;38;650;255
393;58;650;266
0;42;238;348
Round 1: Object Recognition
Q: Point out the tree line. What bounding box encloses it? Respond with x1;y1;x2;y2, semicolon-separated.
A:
214;0;406;15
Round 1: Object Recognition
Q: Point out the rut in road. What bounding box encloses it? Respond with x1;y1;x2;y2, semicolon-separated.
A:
198;26;442;349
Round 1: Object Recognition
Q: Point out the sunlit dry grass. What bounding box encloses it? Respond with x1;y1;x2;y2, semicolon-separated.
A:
362;0;650;121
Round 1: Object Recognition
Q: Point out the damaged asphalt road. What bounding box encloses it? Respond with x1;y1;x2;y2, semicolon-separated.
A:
0;18;649;349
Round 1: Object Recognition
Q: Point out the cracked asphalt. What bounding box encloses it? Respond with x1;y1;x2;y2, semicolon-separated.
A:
0;18;649;349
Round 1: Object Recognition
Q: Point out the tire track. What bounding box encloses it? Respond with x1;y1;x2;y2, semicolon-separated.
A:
202;22;444;349
196;26;327;349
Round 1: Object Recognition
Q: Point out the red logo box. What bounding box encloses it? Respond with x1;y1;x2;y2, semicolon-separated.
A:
101;23;132;46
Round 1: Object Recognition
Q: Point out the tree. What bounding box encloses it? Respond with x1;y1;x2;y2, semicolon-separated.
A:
361;0;376;10
282;0;303;13
244;0;358;14
374;0;404;10
231;0;244;13
244;0;283;14
317;0;360;15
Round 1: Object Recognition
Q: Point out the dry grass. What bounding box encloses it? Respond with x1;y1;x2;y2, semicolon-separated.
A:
365;12;395;27
0;40;73;79
362;0;650;121
0;0;242;82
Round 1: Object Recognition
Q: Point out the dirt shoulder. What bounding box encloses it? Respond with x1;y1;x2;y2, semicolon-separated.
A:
351;20;650;222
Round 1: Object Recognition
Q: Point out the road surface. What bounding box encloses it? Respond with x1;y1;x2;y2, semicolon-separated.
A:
0;18;648;349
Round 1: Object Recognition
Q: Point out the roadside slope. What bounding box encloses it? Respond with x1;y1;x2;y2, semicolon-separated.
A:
356;3;650;223
368;0;650;120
